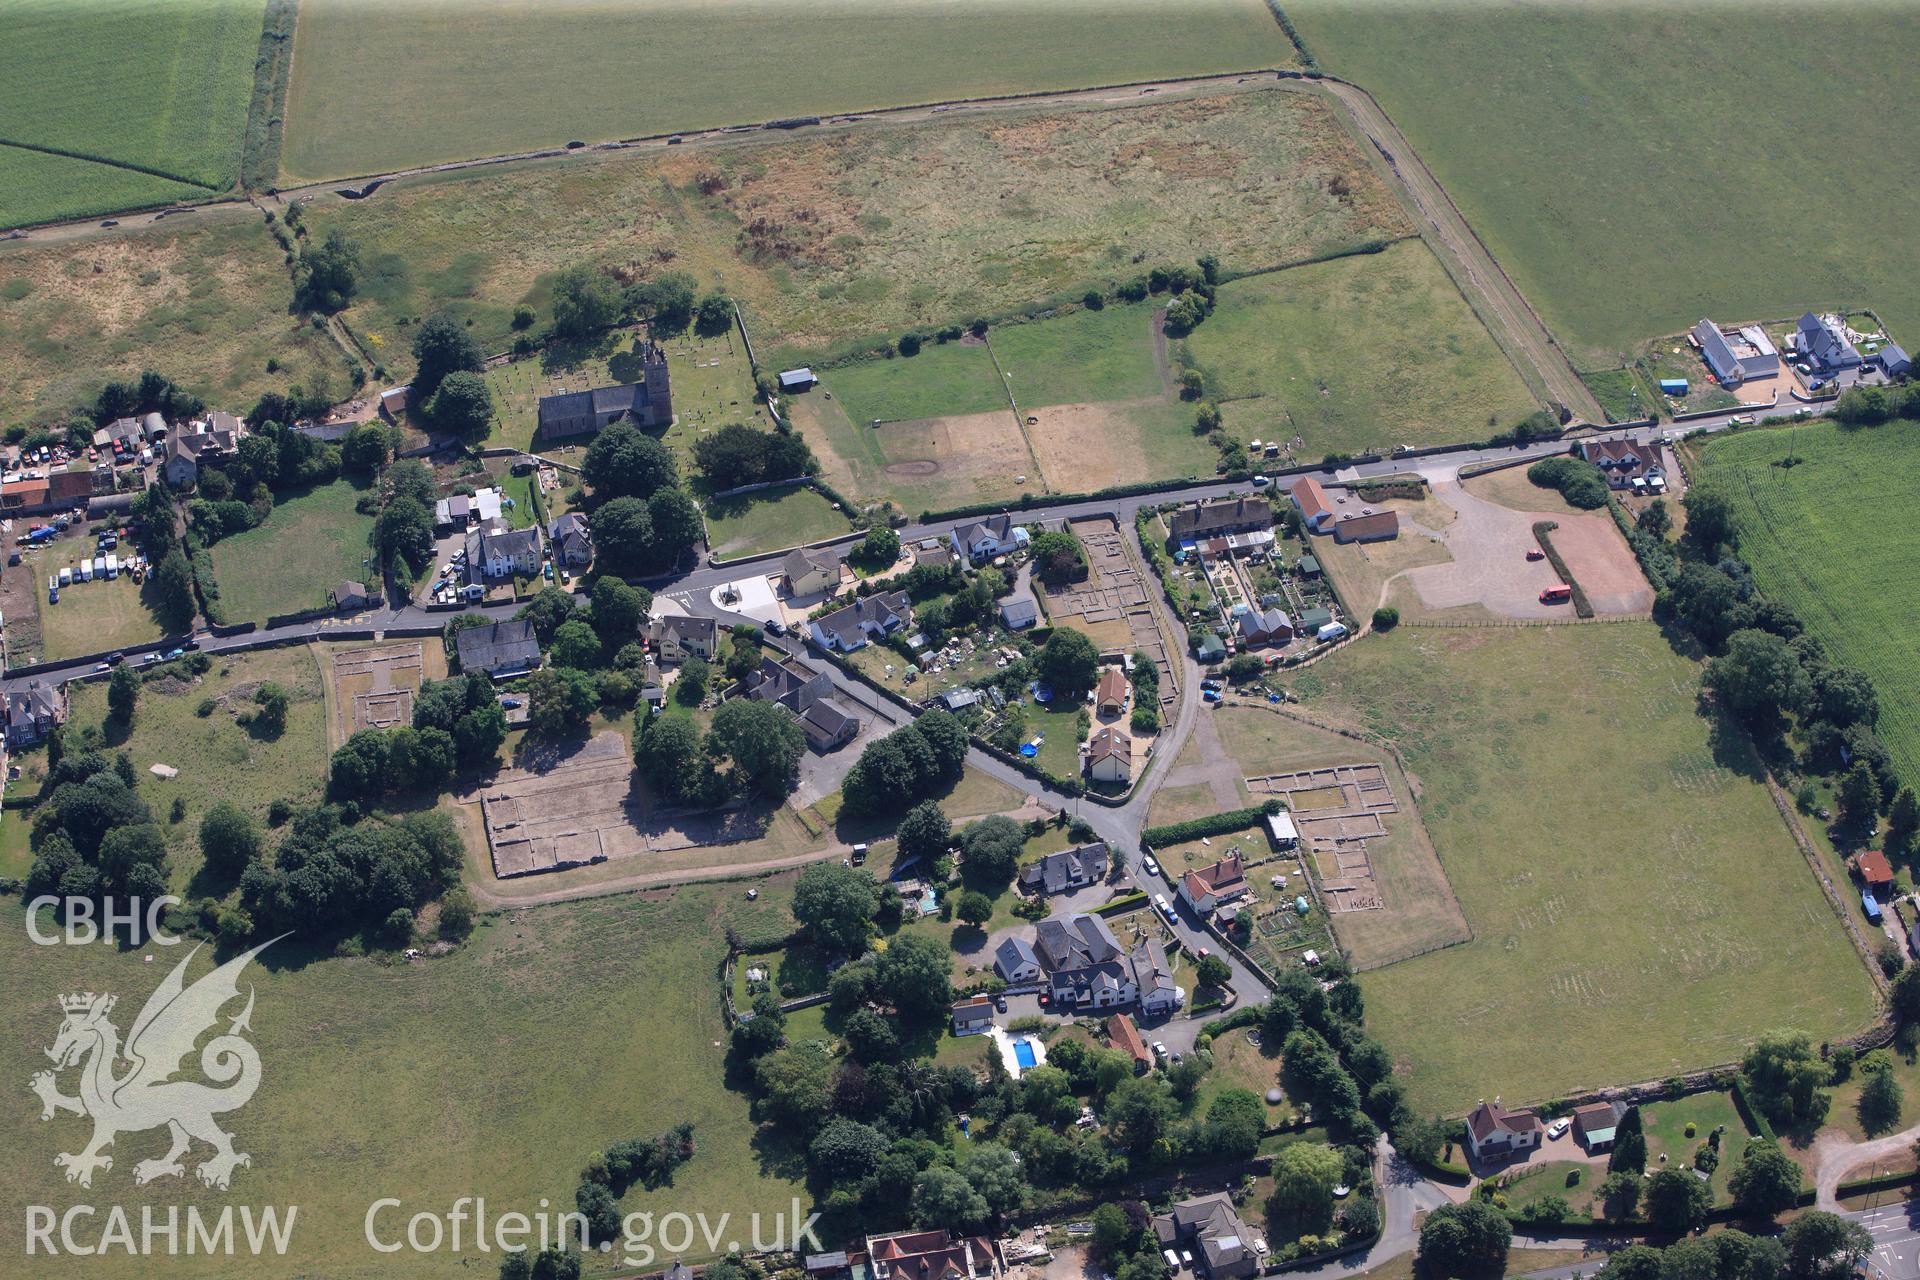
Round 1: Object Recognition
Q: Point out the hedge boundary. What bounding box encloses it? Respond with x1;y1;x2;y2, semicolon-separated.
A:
1142;804;1279;849
1530;521;1595;619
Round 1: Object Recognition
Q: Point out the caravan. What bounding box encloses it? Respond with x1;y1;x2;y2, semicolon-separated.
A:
105;554;118;579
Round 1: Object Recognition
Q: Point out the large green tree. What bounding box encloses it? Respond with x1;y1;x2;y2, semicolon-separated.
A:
792;861;878;955
1643;1167;1711;1234
1035;627;1101;698
959;814;1024;888
1705;628;1810;724
1782;1210;1872;1280
1267;1141;1344;1232
1417;1201;1510;1278
410;312;485;400
198;802;260;879
426;370;494;442
709;697;805;799
584;422;677;499
1728;1138;1801;1217
550;262;622;340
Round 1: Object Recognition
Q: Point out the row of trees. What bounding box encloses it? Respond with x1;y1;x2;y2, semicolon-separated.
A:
1527;454;1610;508
579;422;705;573
691;421;815;492
547;263;732;342
838;710;969;818
634;695;806;808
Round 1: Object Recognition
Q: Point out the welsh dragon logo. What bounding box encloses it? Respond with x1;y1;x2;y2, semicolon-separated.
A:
29;937;281;1190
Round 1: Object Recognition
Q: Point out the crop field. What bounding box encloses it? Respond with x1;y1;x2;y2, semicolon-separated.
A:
1184;240;1542;460
302;85;1407;363
1286;1;1920;364
279;0;1297;180
1295;624;1876;1113
207;480;377;622
0;881;808;1279
0;214;350;423
1694;422;1920;788
0;0;267;227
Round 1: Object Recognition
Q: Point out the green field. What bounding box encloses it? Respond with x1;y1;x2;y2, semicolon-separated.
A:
988;302;1167;408
1694;421;1920;787
1297;624;1876;1113
1185;240;1542;458
279;0;1297;180
825;341;1008;427
1287;1;1920;363
705;483;848;559
207;481;377;622
0;214;351;423
0;0;267;227
0;881;807;1279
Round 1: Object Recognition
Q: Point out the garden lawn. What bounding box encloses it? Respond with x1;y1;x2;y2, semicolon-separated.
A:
0;0;265;226
704;484;847;560
1025;701;1086;785
1287;1;1920;363
1186;239;1541;460
207;480;377;622
25;536;170;661
1693;422;1920;788
0;214;353;423
63;644;330;884
1640;1088;1754;1206
1296;624;1876;1114
279;0;1296;180
0;880;807;1280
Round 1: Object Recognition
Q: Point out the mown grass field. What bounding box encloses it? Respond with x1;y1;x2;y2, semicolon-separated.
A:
706;483;846;559
1185;240;1541;459
0;0;267;227
0;881;808;1279
820;341;1008;427
1295;624;1876;1113
1287;1;1920;364
0;214;350;423
208;480;377;622
279;0;1297;180
1694;421;1920;787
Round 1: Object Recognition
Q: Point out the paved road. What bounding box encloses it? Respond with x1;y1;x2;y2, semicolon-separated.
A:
1850;1199;1920;1280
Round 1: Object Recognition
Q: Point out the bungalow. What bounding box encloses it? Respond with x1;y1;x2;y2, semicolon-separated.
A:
810;590;912;652
1288;477;1334;533
1465;1100;1544;1163
1179;852;1248;915
333;580;377;611
466;520;542;581
1579;439;1667;493
1690;319;1779;386
915;540;955;570
783;545;840;597
994;936;1044;984
1171;495;1272;543
549;512;594;568
1794;312;1862;373
1107;1012;1155;1074
1332;508;1400;544
949;514;1029;561
5;682;67;747
998;594;1040;630
652;613;719;664
1086;724;1132;785
456;619;542;679
740;654;863;751
951;995;996;1037
1019;842;1109;895
1151;1195;1259;1280
1095;667;1130;718
866;1229;1001;1280
1853;849;1895;898
1573;1101;1626;1154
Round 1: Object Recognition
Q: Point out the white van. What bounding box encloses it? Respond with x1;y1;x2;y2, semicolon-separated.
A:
92;555;106;579
105;554;118;579
58;567;72;587
78;559;92;582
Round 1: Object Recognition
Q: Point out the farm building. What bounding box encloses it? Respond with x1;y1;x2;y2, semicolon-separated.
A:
534;343;672;440
778;367;817;392
1288;477;1335;533
1690;319;1779;385
1332;508;1399;544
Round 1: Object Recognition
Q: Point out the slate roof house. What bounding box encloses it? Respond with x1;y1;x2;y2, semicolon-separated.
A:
456;619;542;679
1179;852;1249;915
810;590;912;652
740;654;863;750
162;419;240;488
783;545;840;597
1131;936;1182;1017
5;682;67;746
1877;343;1912;379
993;936;1044;984
549;513;594;568
1691;319;1780;385
1465;1100;1544;1162
534;343;673;440
1035;913;1136;1009
950;995;995;1037
333;580;377;611
466;519;542;581
1234;606;1292;647
1795;312;1863;372
1579;439;1667;492
652;613;719;663
865;1230;1001;1280
1152;1195;1259;1280
1172;495;1272;542
949;514;1029;561
998;594;1040;630
1019;842;1109;895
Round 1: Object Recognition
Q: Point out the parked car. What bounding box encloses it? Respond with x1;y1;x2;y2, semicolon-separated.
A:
1152;1041;1169;1059
992;993;1007;1013
1547;1119;1570;1139
1251;475;1271;488
1200;678;1222;692
1525;547;1545;561
1142;854;1161;877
